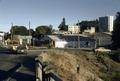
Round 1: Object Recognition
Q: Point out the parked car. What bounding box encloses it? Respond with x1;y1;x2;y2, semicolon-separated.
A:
95;47;111;53
17;45;27;54
11;45;18;54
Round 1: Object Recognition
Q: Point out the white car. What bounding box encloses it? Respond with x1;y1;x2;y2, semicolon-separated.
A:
95;47;111;53
16;46;27;54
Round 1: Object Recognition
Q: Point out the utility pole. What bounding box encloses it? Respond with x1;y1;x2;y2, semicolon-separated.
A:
29;21;31;36
78;34;80;48
28;21;34;47
78;20;80;48
11;22;13;45
28;21;31;47
2;32;5;45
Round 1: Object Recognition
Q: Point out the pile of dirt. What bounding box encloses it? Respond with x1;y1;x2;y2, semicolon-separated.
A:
39;50;120;81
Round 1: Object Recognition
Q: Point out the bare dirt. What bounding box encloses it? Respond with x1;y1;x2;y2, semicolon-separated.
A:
39;49;120;81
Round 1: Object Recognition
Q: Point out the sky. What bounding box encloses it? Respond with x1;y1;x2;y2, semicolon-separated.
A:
0;0;120;32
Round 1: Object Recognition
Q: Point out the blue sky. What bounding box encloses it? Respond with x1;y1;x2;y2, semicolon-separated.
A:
0;0;120;32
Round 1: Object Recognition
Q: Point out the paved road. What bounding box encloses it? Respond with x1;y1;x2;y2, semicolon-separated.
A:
0;49;51;81
0;52;36;81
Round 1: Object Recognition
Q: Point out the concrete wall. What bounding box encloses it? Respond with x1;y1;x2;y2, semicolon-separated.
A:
35;58;63;81
36;63;43;81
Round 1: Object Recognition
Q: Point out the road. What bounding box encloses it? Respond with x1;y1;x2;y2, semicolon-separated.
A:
0;51;37;81
0;48;52;81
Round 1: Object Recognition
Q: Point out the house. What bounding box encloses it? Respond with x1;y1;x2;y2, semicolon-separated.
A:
41;35;96;49
13;35;32;45
0;31;5;45
93;32;112;47
0;36;2;45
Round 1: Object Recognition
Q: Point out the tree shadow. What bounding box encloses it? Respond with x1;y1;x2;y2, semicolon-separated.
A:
18;56;36;71
0;70;35;81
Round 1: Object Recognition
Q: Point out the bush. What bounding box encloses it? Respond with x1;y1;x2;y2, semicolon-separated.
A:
47;44;52;49
110;53;120;62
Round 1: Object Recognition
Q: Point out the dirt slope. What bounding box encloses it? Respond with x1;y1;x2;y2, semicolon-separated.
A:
39;50;120;81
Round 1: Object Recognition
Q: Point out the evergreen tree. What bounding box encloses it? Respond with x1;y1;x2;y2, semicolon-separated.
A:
58;18;68;31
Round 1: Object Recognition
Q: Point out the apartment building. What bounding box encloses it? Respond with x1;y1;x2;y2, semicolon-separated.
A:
99;16;114;32
68;25;80;34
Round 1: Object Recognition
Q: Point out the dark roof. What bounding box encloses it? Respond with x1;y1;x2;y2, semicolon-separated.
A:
62;36;95;42
41;35;95;42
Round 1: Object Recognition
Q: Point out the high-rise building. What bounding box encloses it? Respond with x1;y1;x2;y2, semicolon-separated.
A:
99;16;114;32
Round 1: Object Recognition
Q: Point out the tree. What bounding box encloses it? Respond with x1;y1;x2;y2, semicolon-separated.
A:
77;20;99;32
4;32;11;40
35;25;52;34
10;26;29;35
28;29;35;36
58;18;68;31
112;12;120;49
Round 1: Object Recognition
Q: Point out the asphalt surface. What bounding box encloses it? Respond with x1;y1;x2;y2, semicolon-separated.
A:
0;51;37;81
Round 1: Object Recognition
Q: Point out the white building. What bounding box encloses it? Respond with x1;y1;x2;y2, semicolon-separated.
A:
83;27;95;34
108;16;114;32
47;35;96;49
13;35;32;45
18;36;32;45
0;31;5;45
0;32;5;36
0;36;3;44
68;25;80;34
99;16;114;32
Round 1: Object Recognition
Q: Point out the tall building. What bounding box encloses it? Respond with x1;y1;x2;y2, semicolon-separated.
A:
99;16;114;32
68;25;80;34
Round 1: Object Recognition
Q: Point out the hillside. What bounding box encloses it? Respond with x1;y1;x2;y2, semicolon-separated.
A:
39;49;120;81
